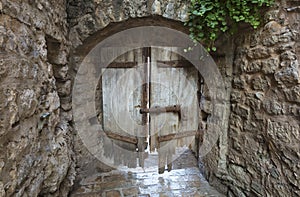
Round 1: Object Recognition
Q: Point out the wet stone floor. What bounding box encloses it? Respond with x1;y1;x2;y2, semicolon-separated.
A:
71;148;224;197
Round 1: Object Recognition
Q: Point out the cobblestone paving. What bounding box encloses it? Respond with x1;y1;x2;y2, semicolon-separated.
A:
71;148;225;197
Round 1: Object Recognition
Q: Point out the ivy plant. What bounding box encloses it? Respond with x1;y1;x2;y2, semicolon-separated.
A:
185;0;274;51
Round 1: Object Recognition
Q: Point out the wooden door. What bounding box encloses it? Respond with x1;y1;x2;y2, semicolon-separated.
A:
149;47;199;173
102;48;148;168
101;47;199;172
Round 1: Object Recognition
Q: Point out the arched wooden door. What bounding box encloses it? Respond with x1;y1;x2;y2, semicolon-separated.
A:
101;47;200;173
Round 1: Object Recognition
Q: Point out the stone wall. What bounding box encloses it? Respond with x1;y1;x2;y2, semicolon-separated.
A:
204;1;300;196
67;0;190;49
0;0;74;196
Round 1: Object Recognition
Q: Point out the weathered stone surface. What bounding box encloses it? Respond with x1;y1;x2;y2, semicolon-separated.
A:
233;104;250;120
217;2;300;196
67;0;190;48
252;75;270;91
247;47;272;59
57;80;72;97
232;76;246;89
0;0;74;197
105;190;121;197
241;60;261;73
275;66;299;87
284;85;300;103
261;57;280;74
53;65;69;81
230;90;243;103
267;119;299;144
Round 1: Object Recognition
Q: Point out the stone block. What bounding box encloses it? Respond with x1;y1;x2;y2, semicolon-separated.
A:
229;164;251;188
200;99;211;114
275;66;299;87
163;2;175;19
247;47;271;59
229;114;243;129
251;181;263;196
122;187;139;196
234;104;250;120
261;57;279;74
232;77;246;89
53;65;69;81
264;10;280;22
284;85;300;103
278;31;293;43
18;89;38;119
252;76;270;91
151;0;161;15
264;21;282;33
232;137;243;152
230;90;243;103
262;35;279;46
267;119;299;144
57;80;72;97
263;99;283;115
241;60;261;73
280;51;297;61
45;92;60;112
102;174;127;183
228;183;247;197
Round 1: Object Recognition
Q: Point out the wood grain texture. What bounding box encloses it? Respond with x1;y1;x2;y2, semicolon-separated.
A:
102;49;144;167
150;47;199;173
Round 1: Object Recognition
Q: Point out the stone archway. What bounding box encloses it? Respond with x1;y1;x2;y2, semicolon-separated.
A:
67;1;300;196
67;0;196;177
67;0;190;50
68;3;232;187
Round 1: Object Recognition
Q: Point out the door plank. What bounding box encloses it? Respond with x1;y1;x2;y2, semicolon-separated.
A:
150;47;179;173
157;60;193;68
107;62;137;68
158;130;200;142
150;47;199;173
102;49;144;168
103;130;138;144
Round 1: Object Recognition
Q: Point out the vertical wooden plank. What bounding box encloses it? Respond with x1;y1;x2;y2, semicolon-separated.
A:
150;47;199;173
102;49;144;168
138;47;150;168
150;47;179;173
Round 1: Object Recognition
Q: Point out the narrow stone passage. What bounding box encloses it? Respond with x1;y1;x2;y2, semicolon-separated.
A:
71;148;224;197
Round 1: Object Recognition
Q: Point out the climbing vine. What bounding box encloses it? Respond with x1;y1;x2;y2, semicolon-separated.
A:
185;0;274;51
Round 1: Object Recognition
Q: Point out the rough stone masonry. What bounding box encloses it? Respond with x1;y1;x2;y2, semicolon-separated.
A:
0;0;75;196
0;0;299;196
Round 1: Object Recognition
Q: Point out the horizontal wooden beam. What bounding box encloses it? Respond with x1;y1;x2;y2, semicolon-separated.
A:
156;60;193;68
103;130;138;144
140;105;181;114
107;62;137;68
158;130;200;142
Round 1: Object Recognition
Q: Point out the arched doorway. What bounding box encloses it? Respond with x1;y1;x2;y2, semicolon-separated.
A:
72;25;226;177
70;14;229;194
99;47;203;173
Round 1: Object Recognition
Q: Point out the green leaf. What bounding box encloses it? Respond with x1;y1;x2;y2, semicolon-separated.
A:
187;0;274;51
192;10;200;15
